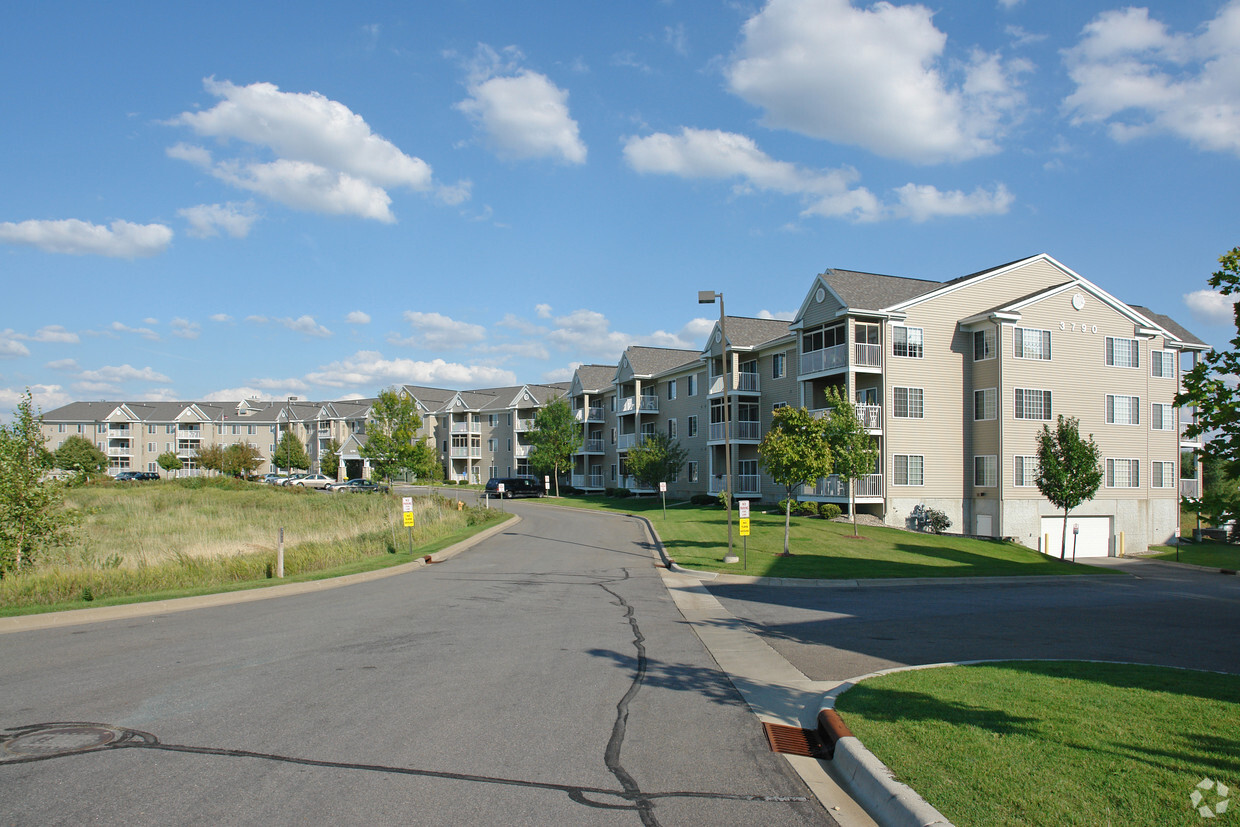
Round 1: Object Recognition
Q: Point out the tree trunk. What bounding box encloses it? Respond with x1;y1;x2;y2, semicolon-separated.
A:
1060;510;1069;560
782;490;792;556
850;481;858;537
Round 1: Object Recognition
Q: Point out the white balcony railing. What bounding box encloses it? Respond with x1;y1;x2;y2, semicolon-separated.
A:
708;421;762;442
514;444;531;458
451;422;480;434
579;438;604;454
514;418;536;432
800;343;847;375
618;433;637;451
812;405;882;430
107;427;131;436
855;343;882;368
620;475;655;492
574;407;605;424
450;447;481;459
572;473;605;489
107;446;131;457
736;474;761;494
1180;479;1201;498
736;373;759;392
805;473;884;499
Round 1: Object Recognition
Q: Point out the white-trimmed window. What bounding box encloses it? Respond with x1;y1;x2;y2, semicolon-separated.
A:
974;388;997;421
893;387;924;418
1151;403;1174;431
1014;455;1038;487
147;442;156;452
773;352;786;379
687;374;697;396
98;424;108;434
974;455;998;487
974;328;996;361
688;461;698;483
1106;458;1140;488
894;455;924;486
1151;350;1175;378
772;401;789;411
1105;394;1141;425
1105;336;1140;368
1015;388;1052;420
1014;327;1051;360
1152;461;1175;489
668;380;677;400
668;419;677;439
892;326;924;358
687;415;697;438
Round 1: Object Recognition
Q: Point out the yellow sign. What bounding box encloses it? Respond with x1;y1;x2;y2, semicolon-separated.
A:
403;512;415;527
738;518;750;536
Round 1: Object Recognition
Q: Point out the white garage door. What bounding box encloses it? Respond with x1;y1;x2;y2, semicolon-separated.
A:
1040;516;1112;558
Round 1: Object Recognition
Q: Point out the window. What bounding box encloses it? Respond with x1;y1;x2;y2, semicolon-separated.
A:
974;455;998;487
610;427;616;444
668;419;677;439
489;414;499;426
231;424;240;435
98;424;107;434
148;442;156;452
1014;455;1038;487
1105;336;1140;368
487;438;497;452
772;401;788;411
77;424;83;433
610;464;617;481
687;374;697;396
1106;458;1140;488
668;380;677;400
1105;394;1141;425
1014;327;1051;360
166;425;176;434
893;387;924;418
1151;403;1174;431
974;388;997;421
892;326;924;358
894;455;924;486
1015;388;1052;420
688;461;698;483
773;353;786;379
687;415;697;437
973;328;996;361
1152;461;1175;489
248;425;257;435
803;322;846;353
1151;350;1175;378
506;439;512;451
147;424;156;434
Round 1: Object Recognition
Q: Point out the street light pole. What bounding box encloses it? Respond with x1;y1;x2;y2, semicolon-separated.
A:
699;290;737;564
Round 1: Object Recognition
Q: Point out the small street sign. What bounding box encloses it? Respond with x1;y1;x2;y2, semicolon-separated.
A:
659;482;667;492
403;512;415;528
402;496;414;512
738;518;751;536
738;500;750;519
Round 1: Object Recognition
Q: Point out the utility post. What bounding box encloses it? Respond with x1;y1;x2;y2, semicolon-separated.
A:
699;290;737;564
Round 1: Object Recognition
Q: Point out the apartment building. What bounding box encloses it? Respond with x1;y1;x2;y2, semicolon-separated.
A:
568;254;1207;554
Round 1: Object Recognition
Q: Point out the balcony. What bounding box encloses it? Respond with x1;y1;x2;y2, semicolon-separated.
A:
813;404;882;431
804;473;884;499
107;426;131;437
1180;417;1202;447
575;406;605;424
572;473;605;489
708;421;762;442
619;396;660;415
708;373;762;396
514;444;531;458
709;475;762;496
107;446;131;457
855;343;882;368
800;343;847;375
620;475;655;493
578;438;604;454
451;422;481;434
450;446;482;459
514;418;536;432
617;433;657;451
1180;479;1201;499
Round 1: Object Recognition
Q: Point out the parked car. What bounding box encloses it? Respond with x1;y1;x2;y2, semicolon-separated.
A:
293;474;333;489
135;471;160;481
267;475;289;486
483;476;543;499
113;471;141;481
328;478;389;494
279;474;309;487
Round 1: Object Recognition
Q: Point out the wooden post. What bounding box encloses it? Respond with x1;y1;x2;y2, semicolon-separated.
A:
277;527;285;578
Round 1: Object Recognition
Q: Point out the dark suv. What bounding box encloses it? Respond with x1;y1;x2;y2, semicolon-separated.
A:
483;476;543;499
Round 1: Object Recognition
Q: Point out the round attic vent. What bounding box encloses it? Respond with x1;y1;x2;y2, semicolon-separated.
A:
815;287;826;303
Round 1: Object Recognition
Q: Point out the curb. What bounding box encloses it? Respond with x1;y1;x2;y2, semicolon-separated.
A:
0;513;520;635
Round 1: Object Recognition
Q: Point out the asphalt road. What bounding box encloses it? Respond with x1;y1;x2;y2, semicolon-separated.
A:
707;558;1240;682
0;502;831;827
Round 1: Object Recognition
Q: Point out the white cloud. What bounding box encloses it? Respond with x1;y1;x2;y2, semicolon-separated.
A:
0;218;172;258
305;350;516;389
277;315;332;338
511;306;704;362
134;388;182;402
171;318;201;339
76;364;173;385
892;182;1014;222
211;158;395;223
1063;3;1240;156
456;46;587;164
535;304;553;319
46;358;79;371
1184;289;1237;326
345;311;371;325
756;309;797;321
0;335;30;358
172;78;433;189
29;325;80;344
210;313;233;323
392;311;486;348
725;0;1026;163
179;201;259;238
0;384;72;419
110;321;160;341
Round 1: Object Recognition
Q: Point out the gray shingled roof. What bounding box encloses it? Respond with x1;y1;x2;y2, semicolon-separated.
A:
721;316;793;349
1129;305;1209;347
574;364;616;393
623;346;700;376
820;269;940;310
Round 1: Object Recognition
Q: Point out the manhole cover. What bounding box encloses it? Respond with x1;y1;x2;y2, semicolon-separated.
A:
1;723;154;762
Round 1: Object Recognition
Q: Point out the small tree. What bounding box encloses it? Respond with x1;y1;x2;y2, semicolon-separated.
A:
822;387;881;538
157;451;183;478
53;434;108;477
0;391;71;573
625;432;689;493
196;443;225;476
273;430;310;473
409;437;441;482
320;438;342;479
758;406;831;556
1036;415;1103;559
222;442;263;479
361;388;422;483
526;398;580;496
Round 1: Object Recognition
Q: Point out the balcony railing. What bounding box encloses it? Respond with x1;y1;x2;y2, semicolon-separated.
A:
800;343;847;375
708;374;762;396
579;438;604;454
514;444;531;458
617;433;657;451
575;407;605;424
514;418;536;432
107;426;131;436
451;422;481;434
572;473;605;489
1180;479;1201;498
804;473;884;499
107;446;131;457
855;343;882;368
708;421;762;442
736;474;761;494
450;447;481;459
620;475;655;492
619;396;659;415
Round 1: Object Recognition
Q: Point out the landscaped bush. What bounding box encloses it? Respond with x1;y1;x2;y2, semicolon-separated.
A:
690;493;717;506
923;507;952;534
611;488;633;498
799;501;821;517
819;503;842;520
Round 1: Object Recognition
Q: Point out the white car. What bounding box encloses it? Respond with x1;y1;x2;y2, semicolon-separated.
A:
294;474;334;489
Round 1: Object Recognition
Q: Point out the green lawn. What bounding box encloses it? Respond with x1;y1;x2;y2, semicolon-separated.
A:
834;661;1240;826
1149;543;1240;570
539;496;1107;579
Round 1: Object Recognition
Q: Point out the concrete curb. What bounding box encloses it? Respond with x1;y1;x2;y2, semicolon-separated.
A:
0;513;520;635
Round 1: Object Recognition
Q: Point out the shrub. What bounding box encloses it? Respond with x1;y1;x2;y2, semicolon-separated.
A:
799;501;820;517
612;488;633;499
690;493;716;506
924;507;952;534
820;503;842;520
441;479;457;485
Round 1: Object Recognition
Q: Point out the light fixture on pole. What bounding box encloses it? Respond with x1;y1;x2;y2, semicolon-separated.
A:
698;290;738;564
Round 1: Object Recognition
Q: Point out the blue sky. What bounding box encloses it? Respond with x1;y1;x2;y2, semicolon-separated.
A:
2;0;1238;415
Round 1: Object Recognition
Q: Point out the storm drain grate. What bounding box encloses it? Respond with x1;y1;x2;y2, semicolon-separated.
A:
762;722;829;759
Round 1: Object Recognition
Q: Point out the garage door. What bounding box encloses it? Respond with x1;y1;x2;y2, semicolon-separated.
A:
1040;516;1112;558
